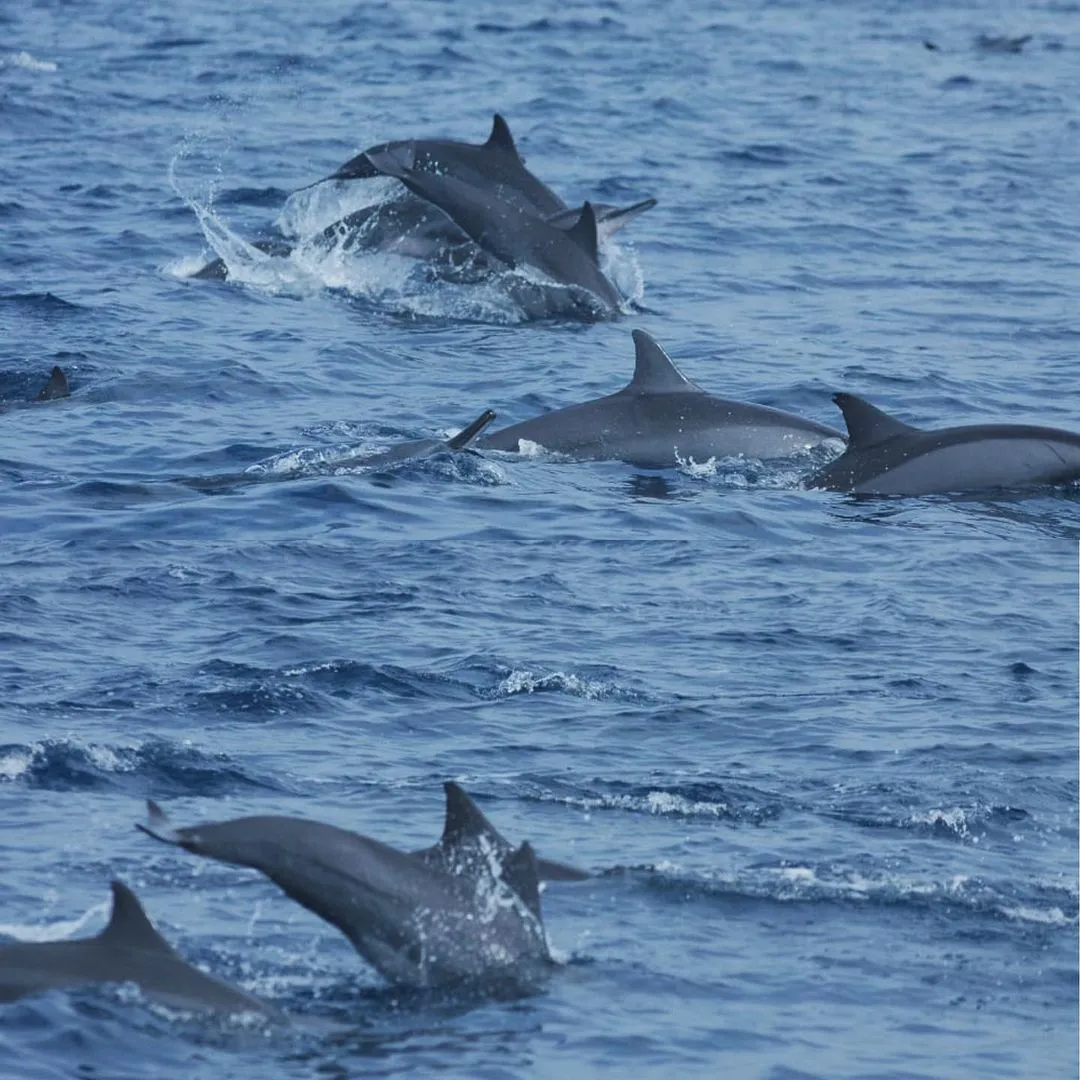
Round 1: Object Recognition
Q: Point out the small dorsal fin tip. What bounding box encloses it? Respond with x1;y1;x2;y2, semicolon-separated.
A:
501;842;543;920
101;881;175;954
441;781;498;846
628;330;700;394
833;393;917;449
486;114;518;156
565;202;600;263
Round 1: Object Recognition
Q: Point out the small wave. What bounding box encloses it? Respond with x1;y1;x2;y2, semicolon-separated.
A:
1;52;58;73
0;738;277;796
544;781;780;823
0;899;109;944
635;862;1080;929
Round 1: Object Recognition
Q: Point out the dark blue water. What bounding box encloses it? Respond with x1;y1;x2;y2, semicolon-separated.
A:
1;1;1078;1077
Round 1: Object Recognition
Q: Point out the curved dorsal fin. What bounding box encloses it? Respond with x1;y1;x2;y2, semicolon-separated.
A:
501;842;543;921
834;393;918;449
626;330;702;394
37;366;69;401
446;410;496;451
485;114;518;157
98;881;176;955
564;202;600;264
441;781;504;850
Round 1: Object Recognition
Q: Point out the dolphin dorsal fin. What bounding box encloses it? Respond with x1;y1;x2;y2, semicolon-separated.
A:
98;881;176;955
485;114;518;157
501;842;543;921
446;410;496;451
564;202;600;264
441;781;504;850
37;366;69;402
626;330;702;394
834;393;918;449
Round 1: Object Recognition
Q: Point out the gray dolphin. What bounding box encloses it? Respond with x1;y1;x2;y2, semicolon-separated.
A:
415;781;588;882
805;393;1080;496
137;800;552;989
478;330;844;468
365;146;623;313
0;881;275;1016
304;114;566;219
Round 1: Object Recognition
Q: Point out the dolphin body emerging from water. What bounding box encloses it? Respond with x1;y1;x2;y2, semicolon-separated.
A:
137;798;553;989
805;393;1080;496
0;881;274;1016
478;330;844;468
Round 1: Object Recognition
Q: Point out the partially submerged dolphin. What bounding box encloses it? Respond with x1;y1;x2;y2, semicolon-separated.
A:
805;393;1080;495
415;781;588;882
478;330;844;468
364;147;625;314
0;881;274;1016
137;799;553;989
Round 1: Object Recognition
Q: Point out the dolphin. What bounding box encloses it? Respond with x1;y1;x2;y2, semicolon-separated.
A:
302;114;567;219
478;330;844;468
805;393;1080;496
0;881;275;1016
365;146;624;313
177;410;497;496
137;800;552;989
415;781;588;882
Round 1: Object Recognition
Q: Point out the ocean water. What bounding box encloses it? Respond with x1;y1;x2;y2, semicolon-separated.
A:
1;0;1078;1077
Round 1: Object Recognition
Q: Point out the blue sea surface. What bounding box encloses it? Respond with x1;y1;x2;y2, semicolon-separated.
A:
1;0;1078;1077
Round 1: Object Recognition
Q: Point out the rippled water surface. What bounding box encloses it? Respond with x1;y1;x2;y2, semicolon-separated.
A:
1;1;1078;1077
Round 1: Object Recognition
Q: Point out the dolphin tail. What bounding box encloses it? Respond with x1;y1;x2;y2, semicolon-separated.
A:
595;197;657;236
446;410;497;451
37;366;69;402
136;800;184;846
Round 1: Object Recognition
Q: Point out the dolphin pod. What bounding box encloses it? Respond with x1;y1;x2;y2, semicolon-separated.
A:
0;881;275;1016
136;787;558;990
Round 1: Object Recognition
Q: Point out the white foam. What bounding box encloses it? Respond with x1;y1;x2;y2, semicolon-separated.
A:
2;52;57;72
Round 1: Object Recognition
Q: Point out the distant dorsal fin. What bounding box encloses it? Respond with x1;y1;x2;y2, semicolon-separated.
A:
626;330;703;394
37;366;69;402
833;393;918;449
564;202;600;264
501;842;543;921
446;410;496;451
484;114;518;157
441;781;505;850
97;881;176;955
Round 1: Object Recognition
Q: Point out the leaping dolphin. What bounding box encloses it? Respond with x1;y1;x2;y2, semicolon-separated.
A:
0;881;276;1016
137;799;553;989
365;146;624;313
415;781;588;882
478;330;844;468
805;393;1080;495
